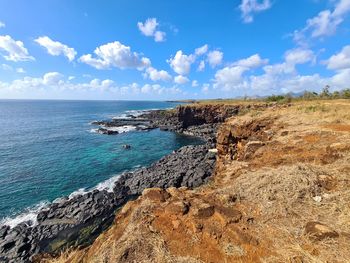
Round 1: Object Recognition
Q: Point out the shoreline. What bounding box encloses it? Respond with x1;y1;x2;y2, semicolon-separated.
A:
0;106;219;262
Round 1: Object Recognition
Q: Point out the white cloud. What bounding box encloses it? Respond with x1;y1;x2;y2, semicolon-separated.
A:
192;80;199;87
233;53;268;68
284;48;315;65
195;44;208;56
214;65;248;91
16;67;25;73
79;41;151;70
263;48;315;76
0;35;34;62
0;72;185;99
239;0;272;23
207;50;223;68
167;50;195;75
144;67;172;82
174;75;189;84
137;18;166;42
43;72;65;85
326;45;350;70
331;68;350;87
0;21;5;28
213;53;269;91
197;60;205;71
294;0;350;44
35;36;77;61
212;49;323;95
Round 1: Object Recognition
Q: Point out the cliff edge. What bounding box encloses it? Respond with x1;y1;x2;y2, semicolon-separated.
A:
43;100;350;263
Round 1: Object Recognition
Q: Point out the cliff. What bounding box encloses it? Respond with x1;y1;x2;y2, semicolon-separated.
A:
43;100;350;262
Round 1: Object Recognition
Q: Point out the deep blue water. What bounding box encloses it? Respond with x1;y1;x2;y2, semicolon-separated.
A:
0;100;201;225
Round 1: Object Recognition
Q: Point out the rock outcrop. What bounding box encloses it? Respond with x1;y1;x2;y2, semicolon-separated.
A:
49;100;350;263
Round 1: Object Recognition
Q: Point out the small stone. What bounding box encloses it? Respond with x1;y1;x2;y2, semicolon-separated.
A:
244;141;264;159
312;196;322;203
142;188;171;202
305;221;339;241
193;203;215;219
281;131;289;136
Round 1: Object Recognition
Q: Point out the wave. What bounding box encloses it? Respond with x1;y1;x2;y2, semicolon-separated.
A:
90;125;137;134
0;168;140;228
112;109;152;120
0;106;174;229
0;201;50;228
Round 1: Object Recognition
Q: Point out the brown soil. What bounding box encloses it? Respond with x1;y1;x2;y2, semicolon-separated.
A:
44;100;350;263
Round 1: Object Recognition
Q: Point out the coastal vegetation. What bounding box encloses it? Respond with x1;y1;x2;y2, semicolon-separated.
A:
40;99;350;263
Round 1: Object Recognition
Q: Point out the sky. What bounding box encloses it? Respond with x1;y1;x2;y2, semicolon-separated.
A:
0;0;350;100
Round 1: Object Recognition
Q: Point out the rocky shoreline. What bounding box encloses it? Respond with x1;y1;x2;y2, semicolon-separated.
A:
0;105;225;263
0;103;269;262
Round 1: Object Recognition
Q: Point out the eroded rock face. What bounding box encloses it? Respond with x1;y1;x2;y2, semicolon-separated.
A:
217;117;274;161
1;103;256;262
0;144;216;263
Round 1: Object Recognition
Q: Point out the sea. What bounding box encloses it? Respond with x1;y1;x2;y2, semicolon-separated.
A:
0;100;202;227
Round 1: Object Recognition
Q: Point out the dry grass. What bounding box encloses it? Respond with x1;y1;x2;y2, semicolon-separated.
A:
47;99;350;263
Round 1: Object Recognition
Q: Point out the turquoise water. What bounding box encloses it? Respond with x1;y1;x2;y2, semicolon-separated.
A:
0;100;201;223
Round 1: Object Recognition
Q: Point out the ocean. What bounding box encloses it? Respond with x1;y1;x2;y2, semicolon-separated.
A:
0;100;201;226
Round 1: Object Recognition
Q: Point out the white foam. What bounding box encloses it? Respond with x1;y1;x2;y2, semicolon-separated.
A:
112;110;148;120
90;126;137;134
94;174;121;192
0;201;50;228
68;188;87;198
101;125;137;133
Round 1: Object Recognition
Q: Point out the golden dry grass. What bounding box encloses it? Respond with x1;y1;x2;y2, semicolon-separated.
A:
47;99;350;263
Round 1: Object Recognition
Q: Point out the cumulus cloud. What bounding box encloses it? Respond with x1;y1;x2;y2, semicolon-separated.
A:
195;44;208;56
0;35;34;62
239;0;272;23
0;21;5;28
0;72;185;99
137;18;166;42
284;48;315;65
212;49;326;95
207;50;223;68
214;65;249;91
79;41;151;70
233;53;268;68
192;80;199;87
174;75;189;84
16;67;25;73
144;67;172;82
167;50;195;75
197;60;205;72
35;36;77;61
326;45;350;70
294;0;350;45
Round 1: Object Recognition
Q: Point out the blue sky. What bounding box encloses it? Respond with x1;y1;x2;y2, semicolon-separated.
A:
0;0;350;100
